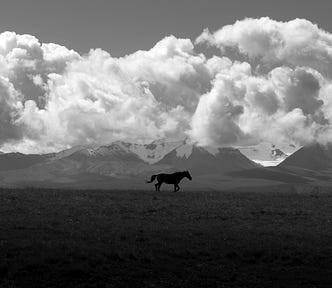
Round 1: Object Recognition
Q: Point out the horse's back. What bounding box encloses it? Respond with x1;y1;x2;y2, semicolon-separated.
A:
157;173;179;184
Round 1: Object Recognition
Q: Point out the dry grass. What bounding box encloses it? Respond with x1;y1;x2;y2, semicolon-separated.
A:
0;187;331;287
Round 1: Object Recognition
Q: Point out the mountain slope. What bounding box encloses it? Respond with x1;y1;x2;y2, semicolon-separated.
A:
0;140;184;187
0;152;54;171
47;143;153;178
3;139;324;189
0;143;156;188
157;143;260;175
278;142;332;171
113;139;186;164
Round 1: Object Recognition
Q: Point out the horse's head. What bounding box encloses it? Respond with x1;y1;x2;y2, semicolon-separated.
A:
185;170;192;180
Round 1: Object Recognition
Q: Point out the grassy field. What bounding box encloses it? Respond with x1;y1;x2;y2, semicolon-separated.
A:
0;187;331;288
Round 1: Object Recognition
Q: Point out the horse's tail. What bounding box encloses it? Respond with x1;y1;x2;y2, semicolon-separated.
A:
146;175;157;183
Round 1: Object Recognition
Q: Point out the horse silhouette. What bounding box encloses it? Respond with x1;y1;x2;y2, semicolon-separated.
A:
146;171;192;192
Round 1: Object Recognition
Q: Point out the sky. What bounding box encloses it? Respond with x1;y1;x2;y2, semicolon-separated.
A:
1;0;332;57
1;0;332;153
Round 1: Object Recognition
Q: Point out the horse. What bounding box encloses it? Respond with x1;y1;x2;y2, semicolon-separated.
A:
146;171;192;192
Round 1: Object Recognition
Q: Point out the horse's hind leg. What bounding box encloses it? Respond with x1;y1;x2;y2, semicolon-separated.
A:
155;183;158;191
174;184;180;192
155;182;162;191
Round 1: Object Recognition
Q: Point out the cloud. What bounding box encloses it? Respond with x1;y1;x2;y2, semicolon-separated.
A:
2;18;332;153
188;61;252;146
196;18;332;77
118;36;212;112
38;49;192;148
0;76;23;144
0;35;202;153
188;62;329;147
0;32;80;108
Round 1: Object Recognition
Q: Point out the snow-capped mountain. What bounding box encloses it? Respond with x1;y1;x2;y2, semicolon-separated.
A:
52;145;91;160
48;142;152;178
0;138;310;188
112;139;186;164
238;142;299;166
43;140;189;179
35;139;299;169
156;142;260;175
68;143;142;161
50;139;186;164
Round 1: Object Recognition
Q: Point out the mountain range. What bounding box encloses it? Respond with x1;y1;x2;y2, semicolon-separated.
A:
0;139;330;189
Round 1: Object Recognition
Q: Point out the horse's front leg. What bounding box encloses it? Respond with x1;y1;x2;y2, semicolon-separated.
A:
174;184;180;192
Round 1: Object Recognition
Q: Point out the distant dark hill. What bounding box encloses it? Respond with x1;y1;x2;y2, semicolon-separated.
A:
0;152;53;171
157;144;260;175
278;142;332;171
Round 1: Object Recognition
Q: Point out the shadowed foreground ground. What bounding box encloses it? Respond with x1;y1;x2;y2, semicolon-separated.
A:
0;187;331;287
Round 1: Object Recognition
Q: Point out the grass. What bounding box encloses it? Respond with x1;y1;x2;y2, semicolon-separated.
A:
0;187;331;287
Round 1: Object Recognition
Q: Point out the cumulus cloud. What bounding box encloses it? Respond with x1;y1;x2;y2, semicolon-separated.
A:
118;36;212;111
189;61;252;146
0;34;203;153
2;17;332;153
190;17;332;147
0;76;23;144
196;18;332;76
189;61;329;147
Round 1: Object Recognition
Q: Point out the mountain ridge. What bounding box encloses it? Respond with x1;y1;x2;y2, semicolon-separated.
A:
157;144;260;175
0;139;262;188
1;139;330;189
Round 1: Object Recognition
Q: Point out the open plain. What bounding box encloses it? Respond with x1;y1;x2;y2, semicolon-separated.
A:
0;186;331;288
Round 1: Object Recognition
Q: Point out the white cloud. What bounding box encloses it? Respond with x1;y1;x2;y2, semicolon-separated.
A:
118;36;212;112
0;35;199;153
2;18;332;153
196;18;332;77
0;76;23;144
188;62;329;147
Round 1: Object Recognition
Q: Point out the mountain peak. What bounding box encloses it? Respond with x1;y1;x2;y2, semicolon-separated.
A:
157;142;259;174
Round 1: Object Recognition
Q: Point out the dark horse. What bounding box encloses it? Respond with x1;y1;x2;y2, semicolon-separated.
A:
146;171;192;192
